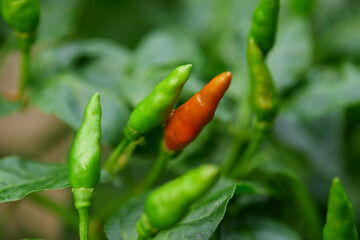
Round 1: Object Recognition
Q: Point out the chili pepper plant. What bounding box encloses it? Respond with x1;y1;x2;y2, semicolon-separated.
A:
0;0;360;239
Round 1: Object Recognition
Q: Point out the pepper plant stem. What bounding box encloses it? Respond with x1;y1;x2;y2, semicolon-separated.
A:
94;143;174;222
140;143;174;190
104;137;131;174
19;49;30;100
221;95;252;176
230;130;263;178
78;209;90;240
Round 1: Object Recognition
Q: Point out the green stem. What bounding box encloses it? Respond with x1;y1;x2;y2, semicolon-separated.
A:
220;133;248;176
93;188;138;222
29;193;78;229
230;130;263;179
140;144;174;190
94;143;175;222
19;49;30;100
221;95;252;176
79;209;90;240
104;137;131;175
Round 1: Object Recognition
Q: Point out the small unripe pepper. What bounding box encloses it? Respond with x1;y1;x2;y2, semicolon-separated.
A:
249;0;280;56
247;38;279;131
323;177;358;240
123;64;192;141
0;0;40;51
163;72;231;151
68;92;102;240
137;165;220;239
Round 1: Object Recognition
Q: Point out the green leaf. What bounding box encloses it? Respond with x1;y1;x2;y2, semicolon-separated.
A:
283;62;360;119
268;14;313;92
104;179;256;240
124;29;204;107
37;0;82;43
221;218;302;240
30;40;132;146
30;73;130;147
0;156;69;202
318;14;360;59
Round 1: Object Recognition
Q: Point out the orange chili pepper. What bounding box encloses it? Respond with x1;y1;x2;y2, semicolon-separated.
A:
164;72;232;151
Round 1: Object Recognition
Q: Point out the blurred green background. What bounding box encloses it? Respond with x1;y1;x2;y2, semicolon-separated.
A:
1;0;360;239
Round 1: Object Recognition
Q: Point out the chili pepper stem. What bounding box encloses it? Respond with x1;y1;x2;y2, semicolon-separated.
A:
230;130;263;178
140;142;175;191
72;188;95;240
221;96;252;176
94;143;175;222
78;209;90;240
19;48;30;101
104;137;132;175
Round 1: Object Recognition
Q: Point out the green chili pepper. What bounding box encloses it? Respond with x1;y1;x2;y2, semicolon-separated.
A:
137;165;220;239
0;0;40;32
1;0;39;51
249;0;280;56
323;177;358;240
68;92;102;240
247;38;279;131
124;64;192;141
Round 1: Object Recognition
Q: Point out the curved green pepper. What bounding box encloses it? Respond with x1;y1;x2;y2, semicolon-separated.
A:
0;0;40;32
323;177;358;240
124;64;192;141
247;38;279;130
137;165;220;239
68;92;102;240
249;0;280;56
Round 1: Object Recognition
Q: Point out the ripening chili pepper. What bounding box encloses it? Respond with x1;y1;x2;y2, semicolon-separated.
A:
0;0;40;51
123;64;192;141
137;165;220;239
247;38;279;130
68;92;102;240
163;72;231;151
249;0;280;56
323;177;358;240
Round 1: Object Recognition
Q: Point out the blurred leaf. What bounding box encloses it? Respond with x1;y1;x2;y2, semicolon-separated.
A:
274;111;344;180
104;179;258;240
37;0;82;42
268;14;313;92
133;29;203;72
0;156;69;202
30;73;130;147
314;0;359;33
122;28;204;106
318;14;360;59
31;39;131;89
0;94;21;117
30;40;132;146
283;62;360;119
220;217;302;240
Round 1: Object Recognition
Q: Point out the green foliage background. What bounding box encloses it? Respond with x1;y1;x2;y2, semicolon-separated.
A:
1;0;360;239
